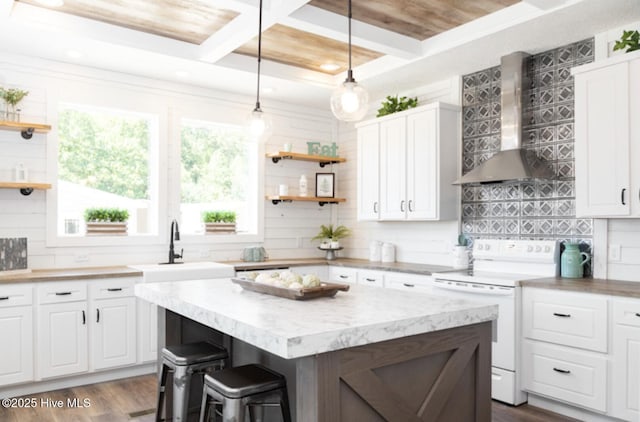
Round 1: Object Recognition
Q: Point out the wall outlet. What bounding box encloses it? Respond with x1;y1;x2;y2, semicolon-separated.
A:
75;254;89;262
608;244;621;262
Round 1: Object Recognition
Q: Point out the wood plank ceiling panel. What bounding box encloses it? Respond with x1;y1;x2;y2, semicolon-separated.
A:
309;0;520;40
18;0;238;45
235;24;383;75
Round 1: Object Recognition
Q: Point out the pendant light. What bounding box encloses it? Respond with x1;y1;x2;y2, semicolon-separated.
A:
330;0;368;122
247;0;271;138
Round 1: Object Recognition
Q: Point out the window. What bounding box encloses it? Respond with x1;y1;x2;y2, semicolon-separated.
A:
180;119;259;235
56;103;159;237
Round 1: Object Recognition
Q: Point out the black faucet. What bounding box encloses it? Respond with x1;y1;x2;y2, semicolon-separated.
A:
167;219;183;264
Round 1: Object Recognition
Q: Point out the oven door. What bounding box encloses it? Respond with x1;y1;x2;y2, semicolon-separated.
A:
431;278;515;372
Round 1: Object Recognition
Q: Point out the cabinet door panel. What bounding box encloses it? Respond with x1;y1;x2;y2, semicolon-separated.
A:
575;62;630;217
379;117;407;220
357;124;380;220
38;302;88;379
93;297;136;370
612;299;640;420
407;109;438;219
0;306;34;385
138;299;158;363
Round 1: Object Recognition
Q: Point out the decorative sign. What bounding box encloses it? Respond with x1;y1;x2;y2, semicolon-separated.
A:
307;142;338;157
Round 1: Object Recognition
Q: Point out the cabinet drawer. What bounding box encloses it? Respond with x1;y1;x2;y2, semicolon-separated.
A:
384;273;433;293
523;288;608;352
38;281;87;304
0;284;33;307
613;298;640;328
522;340;607;412
329;267;358;284
89;277;137;299
358;270;385;287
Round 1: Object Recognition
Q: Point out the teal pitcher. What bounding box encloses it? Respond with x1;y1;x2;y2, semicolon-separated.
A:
561;243;590;278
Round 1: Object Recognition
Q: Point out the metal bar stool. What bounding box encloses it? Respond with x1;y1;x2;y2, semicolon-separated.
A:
198;364;292;422
156;341;229;422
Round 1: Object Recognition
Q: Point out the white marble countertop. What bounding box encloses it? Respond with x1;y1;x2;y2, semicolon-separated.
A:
135;278;497;359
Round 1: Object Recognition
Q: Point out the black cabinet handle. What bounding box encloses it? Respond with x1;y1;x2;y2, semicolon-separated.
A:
339;275;348;279
107;288;122;292
400;200;405;212
0;296;8;301
82;310;86;325
96;309;100;323
621;188;627;205
373;202;378;213
55;292;72;296
403;283;415;288
365;278;375;282
553;312;571;318
553;367;571;374
408;200;413;212
635;313;640;317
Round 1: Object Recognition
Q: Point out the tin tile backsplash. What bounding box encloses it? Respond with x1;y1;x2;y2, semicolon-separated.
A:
0;238;28;271
461;39;594;262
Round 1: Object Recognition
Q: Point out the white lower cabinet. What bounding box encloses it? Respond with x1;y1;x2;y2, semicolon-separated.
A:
357;269;385;288
329;266;358;284
293;265;329;281
522;340;607;412
384;273;433;293
137;299;158;363
38;300;88;379
90;278;137;370
0;284;34;386
611;298;640;421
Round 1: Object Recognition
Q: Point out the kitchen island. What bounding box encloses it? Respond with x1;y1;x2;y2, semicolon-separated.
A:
135;278;497;422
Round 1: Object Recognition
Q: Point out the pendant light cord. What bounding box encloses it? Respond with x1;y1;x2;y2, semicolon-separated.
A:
255;0;263;111
346;0;354;82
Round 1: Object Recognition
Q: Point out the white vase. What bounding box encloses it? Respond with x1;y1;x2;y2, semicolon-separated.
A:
330;240;340;249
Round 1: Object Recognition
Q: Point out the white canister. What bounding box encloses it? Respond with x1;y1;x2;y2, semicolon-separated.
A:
278;184;289;196
381;243;395;263
452;245;470;269
369;241;382;262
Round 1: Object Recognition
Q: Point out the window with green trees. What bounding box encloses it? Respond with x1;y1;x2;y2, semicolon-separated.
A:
180;119;258;235
57;103;159;236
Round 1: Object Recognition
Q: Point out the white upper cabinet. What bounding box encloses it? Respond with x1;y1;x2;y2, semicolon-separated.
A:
357;123;380;220
356;102;460;221
573;51;640;217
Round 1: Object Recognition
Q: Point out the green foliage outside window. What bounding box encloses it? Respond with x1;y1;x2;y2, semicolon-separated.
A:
58;108;151;200
84;207;129;222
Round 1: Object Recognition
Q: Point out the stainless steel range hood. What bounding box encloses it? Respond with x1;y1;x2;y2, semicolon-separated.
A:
454;52;555;185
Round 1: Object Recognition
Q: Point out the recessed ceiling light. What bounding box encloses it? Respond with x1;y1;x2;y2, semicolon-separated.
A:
33;0;64;7
175;71;189;79
66;50;82;59
320;63;340;72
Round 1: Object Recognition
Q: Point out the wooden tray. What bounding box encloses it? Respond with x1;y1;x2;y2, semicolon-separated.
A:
231;277;349;300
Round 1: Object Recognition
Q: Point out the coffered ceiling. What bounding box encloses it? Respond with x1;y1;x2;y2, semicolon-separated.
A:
1;0;640;109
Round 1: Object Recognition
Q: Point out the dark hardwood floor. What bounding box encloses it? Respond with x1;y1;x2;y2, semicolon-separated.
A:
0;374;579;421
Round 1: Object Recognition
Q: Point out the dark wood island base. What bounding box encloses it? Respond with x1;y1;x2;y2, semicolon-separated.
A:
164;309;492;422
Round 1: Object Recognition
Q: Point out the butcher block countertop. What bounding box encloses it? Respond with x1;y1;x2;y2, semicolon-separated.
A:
0;266;142;284
521;277;640;298
230;257;455;275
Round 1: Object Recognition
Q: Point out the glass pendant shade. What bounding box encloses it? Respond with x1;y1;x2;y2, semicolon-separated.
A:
247;107;271;139
330;79;369;122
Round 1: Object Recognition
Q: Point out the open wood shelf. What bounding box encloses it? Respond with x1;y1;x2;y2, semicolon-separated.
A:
0;121;51;139
266;151;346;167
266;195;346;206
0;181;52;196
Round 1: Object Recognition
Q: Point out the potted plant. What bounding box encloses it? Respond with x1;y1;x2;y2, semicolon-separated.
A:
613;29;640;53
203;210;236;234
84;207;129;236
376;95;418;117
311;224;351;249
0;88;29;122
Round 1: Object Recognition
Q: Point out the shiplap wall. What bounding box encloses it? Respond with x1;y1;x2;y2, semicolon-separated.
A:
606;220;640;282
0;52;335;268
336;77;463;265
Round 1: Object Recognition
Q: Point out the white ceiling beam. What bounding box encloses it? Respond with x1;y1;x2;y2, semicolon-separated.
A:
198;0;312;64
523;0;571;11
0;0;13;19
282;5;422;60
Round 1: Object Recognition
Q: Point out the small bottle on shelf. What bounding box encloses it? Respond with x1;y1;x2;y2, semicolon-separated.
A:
299;174;308;196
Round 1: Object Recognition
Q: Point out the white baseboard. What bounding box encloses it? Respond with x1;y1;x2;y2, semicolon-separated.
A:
0;363;156;399
528;394;624;422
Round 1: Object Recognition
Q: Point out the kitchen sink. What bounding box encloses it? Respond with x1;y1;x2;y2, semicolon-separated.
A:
129;261;235;283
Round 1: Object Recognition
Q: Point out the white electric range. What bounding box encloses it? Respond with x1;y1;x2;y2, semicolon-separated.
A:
431;239;559;406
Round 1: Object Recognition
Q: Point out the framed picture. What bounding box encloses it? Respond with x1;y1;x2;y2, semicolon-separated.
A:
315;173;335;198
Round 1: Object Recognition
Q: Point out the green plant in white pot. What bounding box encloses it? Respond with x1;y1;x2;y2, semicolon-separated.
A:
312;224;351;249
